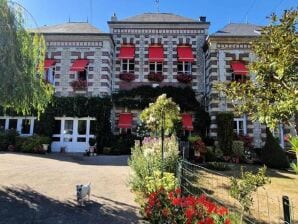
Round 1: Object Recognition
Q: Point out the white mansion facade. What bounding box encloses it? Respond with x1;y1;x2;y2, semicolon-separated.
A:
0;13;286;152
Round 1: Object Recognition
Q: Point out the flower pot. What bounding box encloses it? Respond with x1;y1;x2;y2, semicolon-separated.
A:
42;144;49;153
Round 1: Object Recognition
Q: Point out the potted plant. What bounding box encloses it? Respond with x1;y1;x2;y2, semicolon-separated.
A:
148;73;164;82
40;136;51;153
88;138;97;156
176;73;193;83
119;73;135;82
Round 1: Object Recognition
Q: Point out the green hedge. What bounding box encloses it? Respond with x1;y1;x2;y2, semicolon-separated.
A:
216;112;234;155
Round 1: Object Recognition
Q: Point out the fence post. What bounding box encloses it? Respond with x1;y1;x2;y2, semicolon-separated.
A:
282;195;292;224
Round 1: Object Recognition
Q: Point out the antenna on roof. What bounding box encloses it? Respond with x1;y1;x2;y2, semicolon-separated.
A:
155;0;160;13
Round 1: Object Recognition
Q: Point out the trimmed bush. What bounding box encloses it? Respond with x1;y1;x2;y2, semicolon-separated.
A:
0;129;19;151
216;112;234;155
18;135;51;154
260;129;290;169
232;140;244;157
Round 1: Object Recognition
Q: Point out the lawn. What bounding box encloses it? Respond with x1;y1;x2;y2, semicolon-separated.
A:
193;163;298;224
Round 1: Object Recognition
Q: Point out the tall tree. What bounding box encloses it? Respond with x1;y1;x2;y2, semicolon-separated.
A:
140;94;181;134
216;9;298;132
0;0;53;115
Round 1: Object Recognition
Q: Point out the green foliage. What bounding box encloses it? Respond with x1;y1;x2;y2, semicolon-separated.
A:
17;135;51;153
205;162;231;171
140;94;181;134
187;135;201;143
35;96;112;151
260;129;290;169
113;86;200;111
215;10;298;130
144;171;178;194
216;112;234;155
232;140;245;157
109;133;136;155
128;136;180;194
288;136;298;174
0;0;53;115
193;108;211;138
230;166;270;223
0;129;19;150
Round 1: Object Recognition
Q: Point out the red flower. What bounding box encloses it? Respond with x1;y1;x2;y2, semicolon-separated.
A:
224;219;231;224
204;217;215;224
172;197;182;206
175;188;181;194
185;207;196;219
162;208;170;217
177;73;193;83
216;206;228;216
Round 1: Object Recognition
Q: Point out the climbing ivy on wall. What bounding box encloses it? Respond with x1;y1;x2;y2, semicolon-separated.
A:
113;86;201;111
35;96;112;150
216;112;234;155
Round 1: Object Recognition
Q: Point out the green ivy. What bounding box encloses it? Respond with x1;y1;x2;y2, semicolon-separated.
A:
113;86;200;111
216;112;234;155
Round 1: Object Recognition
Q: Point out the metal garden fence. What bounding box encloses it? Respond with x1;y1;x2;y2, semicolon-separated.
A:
177;159;297;224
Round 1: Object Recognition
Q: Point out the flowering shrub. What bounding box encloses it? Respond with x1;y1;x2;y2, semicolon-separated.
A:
71;79;87;91
236;134;253;150
148;73;164;82
128;136;179;195
119;72;135;82
143;188;231;224
177;73;193;83
145;171;178;194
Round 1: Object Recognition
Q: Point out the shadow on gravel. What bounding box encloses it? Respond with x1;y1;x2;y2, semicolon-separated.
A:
0;186;141;224
0;152;130;167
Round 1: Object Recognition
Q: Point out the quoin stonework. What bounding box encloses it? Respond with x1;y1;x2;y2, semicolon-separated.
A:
0;13;287;152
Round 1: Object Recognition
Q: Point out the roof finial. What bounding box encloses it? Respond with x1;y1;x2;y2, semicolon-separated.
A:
155;0;160;13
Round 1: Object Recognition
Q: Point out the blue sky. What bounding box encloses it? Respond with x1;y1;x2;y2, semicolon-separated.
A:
17;0;296;33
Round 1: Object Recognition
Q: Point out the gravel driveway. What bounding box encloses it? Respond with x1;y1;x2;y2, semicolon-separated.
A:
0;152;144;224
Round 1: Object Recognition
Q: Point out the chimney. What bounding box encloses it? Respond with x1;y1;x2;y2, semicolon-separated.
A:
111;13;118;21
199;16;206;22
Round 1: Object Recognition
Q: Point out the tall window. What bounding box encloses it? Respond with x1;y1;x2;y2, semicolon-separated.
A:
233;117;247;135
150;62;163;73
178;62;192;74
121;59;135;73
232;73;247;82
77;70;87;81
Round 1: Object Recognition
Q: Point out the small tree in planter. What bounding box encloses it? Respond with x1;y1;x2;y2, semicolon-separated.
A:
232;140;244;163
119;73;135;82
148;73;164;82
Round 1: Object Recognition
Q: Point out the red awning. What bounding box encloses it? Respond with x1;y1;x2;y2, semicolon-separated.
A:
70;59;89;72
149;46;164;62
230;61;248;75
118;45;135;59
118;113;132;129
182;113;193;131
177;46;194;62
44;59;56;71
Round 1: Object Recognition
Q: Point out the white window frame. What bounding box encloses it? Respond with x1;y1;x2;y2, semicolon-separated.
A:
52;117;96;144
178;61;192;74
233;116;247;135
149;62;163;73
121;59;135;73
0;116;36;136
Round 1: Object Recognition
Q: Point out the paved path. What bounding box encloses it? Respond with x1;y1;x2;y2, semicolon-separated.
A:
0;152;144;224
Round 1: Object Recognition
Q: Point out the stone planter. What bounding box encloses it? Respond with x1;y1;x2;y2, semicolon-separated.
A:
42;144;49;153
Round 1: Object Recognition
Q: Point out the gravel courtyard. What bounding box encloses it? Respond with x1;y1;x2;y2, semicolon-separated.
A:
0;152;143;224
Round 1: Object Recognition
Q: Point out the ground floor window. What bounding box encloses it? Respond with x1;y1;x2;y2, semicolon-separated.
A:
0;116;36;136
52;117;95;144
233;116;247;135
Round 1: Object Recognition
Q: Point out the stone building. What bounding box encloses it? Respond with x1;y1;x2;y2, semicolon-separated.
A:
0;13;287;152
205;23;285;148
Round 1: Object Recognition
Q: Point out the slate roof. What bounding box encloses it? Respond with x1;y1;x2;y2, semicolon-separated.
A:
112;13;204;23
211;23;262;37
31;22;102;34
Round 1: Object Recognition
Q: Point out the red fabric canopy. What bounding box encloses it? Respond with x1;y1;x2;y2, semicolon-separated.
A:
118;45;135;59
230;61;248;75
149;46;164;62
118;113;132;129
177;46;194;62
44;59;56;71
182;113;193;131
70;59;89;72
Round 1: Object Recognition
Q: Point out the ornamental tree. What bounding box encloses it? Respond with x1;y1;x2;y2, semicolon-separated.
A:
0;0;53;115
215;9;298;132
140;94;181;134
